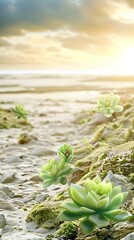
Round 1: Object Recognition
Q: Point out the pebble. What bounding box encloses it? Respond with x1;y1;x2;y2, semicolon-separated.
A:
35;193;48;203
29;175;42;182
0;199;14;210
2;225;13;234
0;173;16;184
0;191;9;200
4;155;22;164
0;186;15;198
2;231;45;240
0;214;6;228
31;146;55;156
123;233;134;240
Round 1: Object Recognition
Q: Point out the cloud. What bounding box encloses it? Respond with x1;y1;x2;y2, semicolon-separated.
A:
0;0;134;41
0;38;10;46
0;0;80;36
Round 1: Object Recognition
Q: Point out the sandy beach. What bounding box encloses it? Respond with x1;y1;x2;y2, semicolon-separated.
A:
0;75;134;240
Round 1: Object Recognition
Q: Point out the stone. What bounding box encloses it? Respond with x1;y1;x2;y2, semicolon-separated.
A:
112;222;134;239
105;170;133;192
123;233;134;240
0;186;15;198
2;231;45;240
35;193;48;203
29;175;42;182
0;191;9;200
0;192;14;210
0;200;14;210
31;146;55;157
0;214;6;228
4;155;21;164
2;225;13;234
0;173;16;183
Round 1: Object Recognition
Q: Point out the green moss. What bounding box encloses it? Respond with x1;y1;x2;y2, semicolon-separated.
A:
101;151;134;182
18;133;37;144
26;203;61;229
0;109;32;129
55;222;78;239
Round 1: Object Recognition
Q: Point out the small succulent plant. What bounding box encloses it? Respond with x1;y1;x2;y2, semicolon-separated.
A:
60;176;131;234
58;144;74;162
12;105;28;119
97;93;123;117
40;157;73;187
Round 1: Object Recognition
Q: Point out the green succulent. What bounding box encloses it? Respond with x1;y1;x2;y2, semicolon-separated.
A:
60;176;131;235
58;144;74;162
40;157;73;187
97;93;123;117
12;105;28;119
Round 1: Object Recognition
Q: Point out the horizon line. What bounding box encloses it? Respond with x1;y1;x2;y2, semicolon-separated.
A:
0;69;134;76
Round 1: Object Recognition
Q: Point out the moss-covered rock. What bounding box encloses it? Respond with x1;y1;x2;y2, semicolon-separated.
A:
101;151;134;182
18;133;37;144
26;202;61;229
0;109;31;129
55;222;78;239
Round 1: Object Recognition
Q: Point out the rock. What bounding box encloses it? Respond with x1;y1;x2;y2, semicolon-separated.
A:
0;214;6;228
105;171;133;192
123;233;134;240
4;155;22;164
29;175;42;182
112;222;134;239
0;192;14;210
0;199;14;210
35;193;48;203
2;225;13;234
31;146;55;157
26;202;61;229
18;133;37;144
0;191;9;200
0;186;15;198
2;231;45;240
0;173;16;183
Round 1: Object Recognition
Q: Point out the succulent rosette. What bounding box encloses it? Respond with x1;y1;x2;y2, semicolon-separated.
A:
58;144;74;162
60;176;131;234
12;105;28;119
40;158;72;187
97;93;123;117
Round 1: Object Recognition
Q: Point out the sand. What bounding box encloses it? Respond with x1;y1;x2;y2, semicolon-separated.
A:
0;76;134;239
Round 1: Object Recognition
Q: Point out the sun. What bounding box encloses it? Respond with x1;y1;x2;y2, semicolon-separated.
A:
117;47;134;75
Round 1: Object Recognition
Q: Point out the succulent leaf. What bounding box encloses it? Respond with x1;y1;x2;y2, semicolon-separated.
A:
108;193;124;209
93;175;101;184
106;211;132;221
97;198;109;209
95;182;113;195
70;185;86;206
60;176;67;185
80;218;96;234
80;207;95;214
89;214;109;227
85;192;97;209
84;179;97;191
61;201;82;213
110;185;122;198
90;191;99;201
59;210;85;221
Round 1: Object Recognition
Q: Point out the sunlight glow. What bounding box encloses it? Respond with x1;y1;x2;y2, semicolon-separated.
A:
118;47;134;75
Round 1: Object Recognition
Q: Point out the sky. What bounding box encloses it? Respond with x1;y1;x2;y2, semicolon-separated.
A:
0;0;134;74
